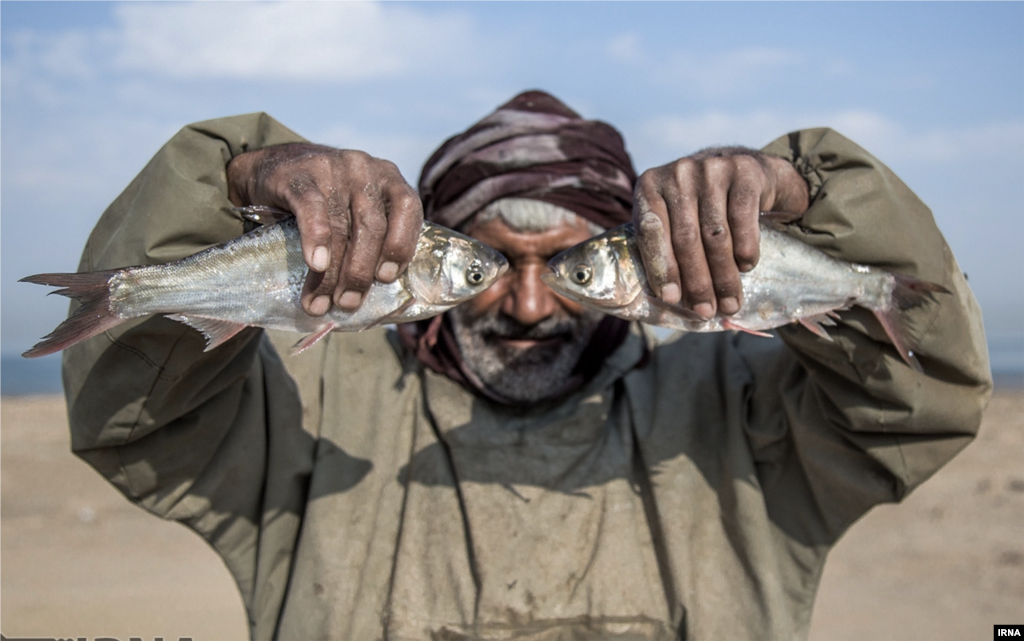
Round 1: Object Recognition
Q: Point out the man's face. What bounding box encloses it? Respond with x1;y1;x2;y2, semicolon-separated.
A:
450;214;605;403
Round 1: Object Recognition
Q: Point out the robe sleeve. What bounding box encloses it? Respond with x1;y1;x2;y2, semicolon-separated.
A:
60;113;319;640
737;128;992;541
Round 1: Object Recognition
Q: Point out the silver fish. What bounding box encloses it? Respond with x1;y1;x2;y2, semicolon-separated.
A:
542;221;947;372
22;217;508;358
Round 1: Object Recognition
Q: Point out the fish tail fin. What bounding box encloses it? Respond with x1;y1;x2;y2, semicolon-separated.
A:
872;273;951;373
20;270;125;358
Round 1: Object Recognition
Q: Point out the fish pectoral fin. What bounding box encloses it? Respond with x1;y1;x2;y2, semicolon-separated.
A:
721;318;774;338
797;314;836;341
166;314;249;351
290;322;339;356
364;297;418;330
235;205;294;225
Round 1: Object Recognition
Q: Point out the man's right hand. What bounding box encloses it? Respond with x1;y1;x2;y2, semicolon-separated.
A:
227;143;423;316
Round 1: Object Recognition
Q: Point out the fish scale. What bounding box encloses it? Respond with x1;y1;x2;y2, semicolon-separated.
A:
21;217;508;358
542;221;947;373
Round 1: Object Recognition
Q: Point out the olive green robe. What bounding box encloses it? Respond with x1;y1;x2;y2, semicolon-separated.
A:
61;113;991;641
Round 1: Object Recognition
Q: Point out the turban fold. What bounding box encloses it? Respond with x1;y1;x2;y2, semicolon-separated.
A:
419;90;637;230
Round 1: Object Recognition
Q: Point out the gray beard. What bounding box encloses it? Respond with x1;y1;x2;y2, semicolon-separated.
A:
449;306;604;404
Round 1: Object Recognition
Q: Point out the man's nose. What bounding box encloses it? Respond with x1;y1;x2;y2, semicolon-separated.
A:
502;264;558;326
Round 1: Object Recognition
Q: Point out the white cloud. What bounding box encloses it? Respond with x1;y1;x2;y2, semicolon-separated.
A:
0;28;115;108
629;110;1024;169
655;47;803;97
110;2;476;81
608;32;644;64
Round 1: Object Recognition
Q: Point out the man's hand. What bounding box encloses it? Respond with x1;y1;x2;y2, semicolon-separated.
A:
227;143;423;316
633;147;810;319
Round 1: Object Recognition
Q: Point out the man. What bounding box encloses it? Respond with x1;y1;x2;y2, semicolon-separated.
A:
63;91;990;640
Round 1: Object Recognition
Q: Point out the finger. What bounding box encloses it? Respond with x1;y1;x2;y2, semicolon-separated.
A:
699;158;743;316
301;270;332;317
727;156;764;273
285;175;334;274
335;184;388;309
376;177;424;282
665;163;715;319
633;169;682;304
299;189;350;316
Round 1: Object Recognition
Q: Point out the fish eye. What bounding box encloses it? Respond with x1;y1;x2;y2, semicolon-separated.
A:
466;261;485;286
570;263;593;285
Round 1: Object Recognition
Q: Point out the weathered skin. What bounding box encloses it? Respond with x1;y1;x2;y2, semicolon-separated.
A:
543;222;945;370
22;219;508;357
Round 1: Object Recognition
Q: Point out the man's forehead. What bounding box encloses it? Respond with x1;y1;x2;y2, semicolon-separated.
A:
467;214;598;259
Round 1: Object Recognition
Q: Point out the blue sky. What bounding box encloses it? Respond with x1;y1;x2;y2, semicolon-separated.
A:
2;1;1022;354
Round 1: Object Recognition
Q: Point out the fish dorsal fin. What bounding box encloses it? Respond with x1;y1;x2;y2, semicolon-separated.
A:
290;321;339;356
235;205;294;225
166;314;249;351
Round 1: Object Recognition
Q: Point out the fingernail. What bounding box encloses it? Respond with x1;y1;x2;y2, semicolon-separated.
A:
339;290;362;309
311;246;330;272
720;296;740;315
661;283;681;304
309;295;331;316
377;261;399;282
694;302;715;320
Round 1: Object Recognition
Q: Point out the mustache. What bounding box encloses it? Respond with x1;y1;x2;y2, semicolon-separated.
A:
459;311;581;342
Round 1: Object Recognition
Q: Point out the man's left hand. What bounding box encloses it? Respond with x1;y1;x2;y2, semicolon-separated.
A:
632;147;810;319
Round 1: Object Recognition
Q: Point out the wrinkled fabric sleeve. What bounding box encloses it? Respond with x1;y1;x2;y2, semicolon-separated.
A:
61;113;314;640
740;128;992;542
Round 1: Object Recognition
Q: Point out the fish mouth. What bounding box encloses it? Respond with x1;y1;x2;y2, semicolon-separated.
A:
540;271;592;307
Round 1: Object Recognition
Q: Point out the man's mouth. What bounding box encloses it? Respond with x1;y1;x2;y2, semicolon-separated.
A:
487;332;570;351
496;336;563;350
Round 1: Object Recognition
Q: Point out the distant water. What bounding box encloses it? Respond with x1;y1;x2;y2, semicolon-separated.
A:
1;353;64;395
2;333;1022;395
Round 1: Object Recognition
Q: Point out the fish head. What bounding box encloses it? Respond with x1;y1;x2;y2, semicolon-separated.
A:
405;222;509;306
542;224;644;310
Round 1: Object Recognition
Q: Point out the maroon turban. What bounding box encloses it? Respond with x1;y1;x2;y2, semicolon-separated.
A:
399;91;642;405
419;90;637;230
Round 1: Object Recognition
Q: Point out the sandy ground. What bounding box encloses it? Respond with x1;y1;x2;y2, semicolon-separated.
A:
2;391;1022;640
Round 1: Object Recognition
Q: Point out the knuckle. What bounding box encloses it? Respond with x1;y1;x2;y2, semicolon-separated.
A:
734;243;759;266
393;191;423;215
684;277;714;300
700;221;730;244
670;222;701;250
637;170;661;196
341;149;372;171
377;158;402;176
671;159;698;184
702;156;730;177
730;184;760;210
356;210;388;237
344;268;374;291
714;278;742;298
735;154;767;179
302;219;333;245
